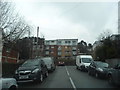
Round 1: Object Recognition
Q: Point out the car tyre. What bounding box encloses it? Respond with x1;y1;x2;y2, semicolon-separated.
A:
79;66;82;71
95;72;99;78
76;66;78;70
45;71;48;78
9;86;17;90
40;74;43;82
108;75;114;85
88;70;91;75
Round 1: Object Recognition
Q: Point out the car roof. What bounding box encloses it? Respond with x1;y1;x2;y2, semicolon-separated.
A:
77;55;92;58
93;61;108;64
24;58;41;63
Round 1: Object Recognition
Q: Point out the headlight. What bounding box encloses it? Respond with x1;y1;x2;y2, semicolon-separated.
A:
15;70;18;74
32;68;39;73
97;68;103;72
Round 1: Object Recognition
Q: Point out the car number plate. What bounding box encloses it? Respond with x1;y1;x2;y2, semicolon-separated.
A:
19;76;29;79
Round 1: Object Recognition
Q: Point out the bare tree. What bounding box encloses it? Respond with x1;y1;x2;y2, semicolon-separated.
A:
97;29;112;41
0;0;32;42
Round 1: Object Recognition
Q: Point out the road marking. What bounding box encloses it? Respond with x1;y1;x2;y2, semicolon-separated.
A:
65;66;70;76
69;77;76;90
65;66;77;90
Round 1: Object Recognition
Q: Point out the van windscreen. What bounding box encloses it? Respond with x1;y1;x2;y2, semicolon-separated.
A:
81;58;92;63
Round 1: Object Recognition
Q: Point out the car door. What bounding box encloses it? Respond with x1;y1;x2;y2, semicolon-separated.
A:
90;62;96;75
41;60;47;75
114;64;120;83
89;62;94;73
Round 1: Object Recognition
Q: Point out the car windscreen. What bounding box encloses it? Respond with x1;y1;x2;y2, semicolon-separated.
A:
43;58;52;64
96;62;108;68
81;58;93;63
21;59;40;67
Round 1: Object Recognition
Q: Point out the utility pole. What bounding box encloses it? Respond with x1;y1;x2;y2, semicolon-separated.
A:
36;26;39;57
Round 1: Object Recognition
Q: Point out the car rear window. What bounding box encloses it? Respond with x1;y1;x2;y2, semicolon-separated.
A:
96;62;108;68
22;59;40;67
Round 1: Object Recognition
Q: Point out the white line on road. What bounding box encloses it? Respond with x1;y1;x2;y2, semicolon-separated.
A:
65;66;77;90
69;77;76;90
65;66;70;76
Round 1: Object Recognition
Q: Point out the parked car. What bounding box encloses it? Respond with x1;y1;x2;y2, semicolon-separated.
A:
107;63;120;86
58;61;65;66
14;58;48;83
0;77;18;90
88;61;109;78
76;55;93;71
42;57;56;72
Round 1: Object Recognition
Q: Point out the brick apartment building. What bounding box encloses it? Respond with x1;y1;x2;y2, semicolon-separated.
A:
30;37;45;58
45;39;78;59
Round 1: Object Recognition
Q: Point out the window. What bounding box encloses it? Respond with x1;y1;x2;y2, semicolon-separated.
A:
65;41;71;43
65;41;67;43
65;46;68;49
51;41;54;43
68;41;71;43
73;52;76;55
58;47;61;50
51;51;54;53
73;47;76;50
46;46;49;49
51;46;54;48
72;41;76;43
58;41;61;43
58;52;61;55
46;51;49;55
46;41;49;45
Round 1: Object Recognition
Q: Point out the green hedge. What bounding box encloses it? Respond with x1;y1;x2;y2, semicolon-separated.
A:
2;63;21;77
56;59;76;66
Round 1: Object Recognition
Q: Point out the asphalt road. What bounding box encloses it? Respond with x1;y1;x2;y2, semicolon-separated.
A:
18;66;116;89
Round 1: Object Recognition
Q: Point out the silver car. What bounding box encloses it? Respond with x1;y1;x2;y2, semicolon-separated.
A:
107;63;120;86
0;77;18;90
42;57;56;72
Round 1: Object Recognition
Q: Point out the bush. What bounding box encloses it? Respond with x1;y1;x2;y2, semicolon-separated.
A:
2;63;21;77
56;58;76;66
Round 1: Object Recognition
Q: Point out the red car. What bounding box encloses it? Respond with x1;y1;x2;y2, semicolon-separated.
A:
58;61;65;66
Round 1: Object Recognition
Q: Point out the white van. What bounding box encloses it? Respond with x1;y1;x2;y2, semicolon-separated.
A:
76;55;93;71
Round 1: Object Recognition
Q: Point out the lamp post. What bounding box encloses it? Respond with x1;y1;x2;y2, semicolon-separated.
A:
36;26;39;58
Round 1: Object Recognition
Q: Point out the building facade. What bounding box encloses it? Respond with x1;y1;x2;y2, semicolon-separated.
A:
30;37;45;58
45;39;78;59
110;34;120;41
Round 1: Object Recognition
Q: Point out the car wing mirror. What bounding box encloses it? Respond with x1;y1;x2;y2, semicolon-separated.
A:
41;64;43;67
114;64;120;69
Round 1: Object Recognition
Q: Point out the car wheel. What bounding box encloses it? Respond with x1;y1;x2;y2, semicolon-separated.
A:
95;72;98;78
40;74;43;82
80;66;82;71
9;86;17;90
108;75;114;85
76;66;78;69
88;70;91;75
45;71;48;78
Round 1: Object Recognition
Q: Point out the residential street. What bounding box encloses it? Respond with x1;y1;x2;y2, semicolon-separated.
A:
18;66;116;88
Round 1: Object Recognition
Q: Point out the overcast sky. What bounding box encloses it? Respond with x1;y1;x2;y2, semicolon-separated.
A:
12;0;118;44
